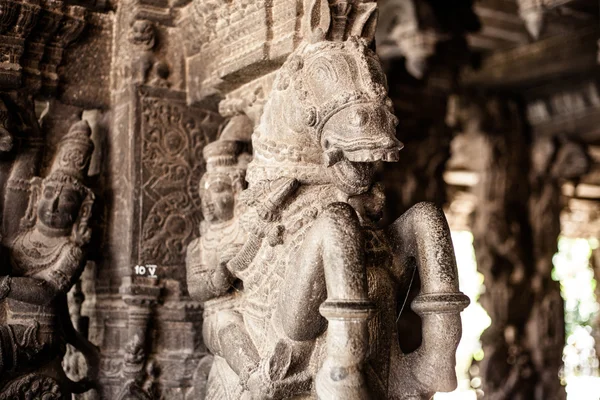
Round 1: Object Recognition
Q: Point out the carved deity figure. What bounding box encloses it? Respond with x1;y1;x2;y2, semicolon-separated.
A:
0;120;98;398
187;1;469;399
186;130;264;398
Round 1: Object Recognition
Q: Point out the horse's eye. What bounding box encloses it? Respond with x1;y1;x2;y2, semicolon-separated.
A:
313;59;337;83
349;109;369;127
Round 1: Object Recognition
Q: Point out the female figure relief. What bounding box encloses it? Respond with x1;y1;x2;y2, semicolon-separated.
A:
0;120;98;398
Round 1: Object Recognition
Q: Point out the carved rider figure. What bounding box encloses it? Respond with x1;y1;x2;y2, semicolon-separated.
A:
0;120;98;397
186;123;266;398
189;1;469;399
186;139;248;302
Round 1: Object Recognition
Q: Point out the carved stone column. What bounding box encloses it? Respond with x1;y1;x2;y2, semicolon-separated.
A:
449;95;537;399
528;137;589;400
85;0;222;397
116;277;160;400
451;93;590;399
473;97;537;400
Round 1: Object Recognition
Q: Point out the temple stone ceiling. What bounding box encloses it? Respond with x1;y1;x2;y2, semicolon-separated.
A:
441;0;600;236
463;0;598;88
469;0;597;53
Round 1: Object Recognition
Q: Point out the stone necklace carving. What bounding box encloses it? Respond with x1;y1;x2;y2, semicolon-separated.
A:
11;229;70;276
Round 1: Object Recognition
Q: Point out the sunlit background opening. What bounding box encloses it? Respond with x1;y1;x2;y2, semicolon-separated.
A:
434;233;600;400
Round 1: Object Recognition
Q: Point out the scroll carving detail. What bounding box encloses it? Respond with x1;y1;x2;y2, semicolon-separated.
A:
139;90;219;274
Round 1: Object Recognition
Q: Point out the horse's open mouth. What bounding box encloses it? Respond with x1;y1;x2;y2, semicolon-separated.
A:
343;146;401;163
329;158;375;195
323;144;403;166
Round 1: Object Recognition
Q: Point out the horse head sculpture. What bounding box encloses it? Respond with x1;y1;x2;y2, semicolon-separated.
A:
248;4;403;196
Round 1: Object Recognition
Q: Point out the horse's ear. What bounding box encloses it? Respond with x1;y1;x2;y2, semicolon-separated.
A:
350;2;378;43
306;0;331;41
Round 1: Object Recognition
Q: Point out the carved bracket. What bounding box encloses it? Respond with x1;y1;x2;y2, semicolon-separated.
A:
0;0;87;94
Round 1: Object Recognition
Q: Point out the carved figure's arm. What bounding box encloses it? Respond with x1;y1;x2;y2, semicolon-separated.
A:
34;244;87;295
0;275;60;305
186;238;234;302
57;293;100;393
3;244;87;305
386;202;470;398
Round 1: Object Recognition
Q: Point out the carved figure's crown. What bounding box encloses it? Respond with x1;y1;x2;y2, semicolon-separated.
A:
203;140;241;170
47;120;94;184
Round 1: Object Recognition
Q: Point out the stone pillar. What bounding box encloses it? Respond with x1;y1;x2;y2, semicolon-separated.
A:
115;277;160;399
467;96;538;400
451;94;590;399
528;137;589;400
449;95;535;398
84;0;222;397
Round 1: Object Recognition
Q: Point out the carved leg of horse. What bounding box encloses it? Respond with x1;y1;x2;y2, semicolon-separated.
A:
386;203;470;399
279;202;373;400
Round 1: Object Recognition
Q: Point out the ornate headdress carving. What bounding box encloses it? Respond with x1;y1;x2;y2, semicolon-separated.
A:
204;140;241;170
21;120;95;237
200;113;253;194
201;138;247;196
46;120;95;188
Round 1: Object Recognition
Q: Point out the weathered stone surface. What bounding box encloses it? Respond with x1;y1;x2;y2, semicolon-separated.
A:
185;1;469;399
0;0;88;95
0;118;99;398
59;12;113;109
183;0;306;103
10;0;600;398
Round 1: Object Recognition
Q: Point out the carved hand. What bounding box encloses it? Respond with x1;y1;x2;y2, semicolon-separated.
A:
219;244;244;266
245;340;293;400
210;262;234;294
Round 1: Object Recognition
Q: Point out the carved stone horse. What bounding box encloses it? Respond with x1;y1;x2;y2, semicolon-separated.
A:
206;1;469;399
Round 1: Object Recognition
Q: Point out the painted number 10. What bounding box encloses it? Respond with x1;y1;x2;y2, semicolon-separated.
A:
134;264;157;277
